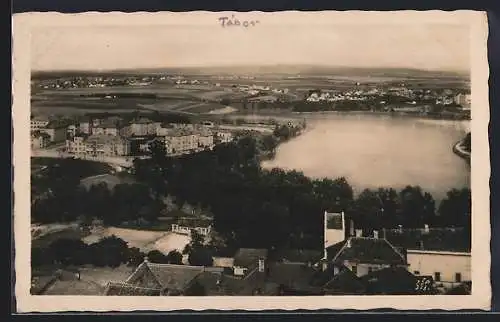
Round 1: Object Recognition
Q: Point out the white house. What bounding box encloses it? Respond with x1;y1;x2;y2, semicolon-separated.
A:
406;249;471;289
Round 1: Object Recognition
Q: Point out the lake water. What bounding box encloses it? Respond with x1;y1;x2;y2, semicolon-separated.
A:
261;113;470;200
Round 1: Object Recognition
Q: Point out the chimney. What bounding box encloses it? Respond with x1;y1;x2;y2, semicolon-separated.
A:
258;258;265;273
349;219;355;236
373;230;379;239
355;229;363;238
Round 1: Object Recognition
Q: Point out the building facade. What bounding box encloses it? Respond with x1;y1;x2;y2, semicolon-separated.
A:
165;132;199;154
66;135;130;157
406;250;471;288
30;117;50;131
39;122;67;143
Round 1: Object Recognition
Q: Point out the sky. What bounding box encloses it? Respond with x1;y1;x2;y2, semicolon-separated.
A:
31;23;470;72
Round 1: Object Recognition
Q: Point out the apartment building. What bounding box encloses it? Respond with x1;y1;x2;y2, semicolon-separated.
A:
31;131;51;149
85;135;131;157
66;135;130;157
121;118;162;137
164;130;199;155
198;130;214;148
92;122;119;136
39;121;68;143
30;116;50;131
215;131;233;144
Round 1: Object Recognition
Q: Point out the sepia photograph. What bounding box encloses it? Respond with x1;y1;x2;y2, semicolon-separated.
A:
13;10;490;311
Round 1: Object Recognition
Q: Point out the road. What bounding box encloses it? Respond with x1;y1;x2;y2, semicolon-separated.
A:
31;149;134;168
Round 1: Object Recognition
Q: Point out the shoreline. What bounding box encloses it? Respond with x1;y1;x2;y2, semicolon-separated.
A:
453;139;471;164
231;109;470;123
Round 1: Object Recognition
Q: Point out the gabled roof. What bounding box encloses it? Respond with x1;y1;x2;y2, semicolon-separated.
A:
104;282;161;296
323;268;366;294
233;248;268;268
266;262;317;290
326;237;407;265
126;261;205;292
360;266;417;295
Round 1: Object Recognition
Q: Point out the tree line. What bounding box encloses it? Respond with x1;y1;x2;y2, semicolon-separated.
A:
31;136;470;251
133;136;471;250
32;230;213;269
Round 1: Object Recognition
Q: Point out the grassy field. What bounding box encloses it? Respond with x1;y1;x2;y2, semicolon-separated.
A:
82;227;191;254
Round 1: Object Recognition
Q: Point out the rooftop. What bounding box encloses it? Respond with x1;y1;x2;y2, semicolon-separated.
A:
103;282;161;296
86;134;127;145
384;228;470;252
233;248;269;269
126;261;205;292
326;237;407;266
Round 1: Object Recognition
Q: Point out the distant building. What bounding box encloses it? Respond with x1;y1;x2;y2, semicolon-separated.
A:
31;131;50;149
39;121;68;143
30;116;50;131
92;122;119;136
122;118;162;137
164;130;199;155
67;135;130;157
171;224;211;237
198;130;214;149
455;93;472;110
215;131;233;144
85;135;130;157
65;136;87;155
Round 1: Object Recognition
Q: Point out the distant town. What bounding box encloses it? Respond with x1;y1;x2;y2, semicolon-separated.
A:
30;69;472;297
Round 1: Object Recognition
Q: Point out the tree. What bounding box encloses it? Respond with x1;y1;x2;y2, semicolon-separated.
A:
127;247;146;267
88;235;129;267
49;238;87;265
188;247;214;267
438;188;471;228
398;186;435;228
147;250;170;264
166;250;183;265
187;230;213;266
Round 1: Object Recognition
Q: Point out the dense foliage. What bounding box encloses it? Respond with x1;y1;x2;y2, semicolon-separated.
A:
31;136;471;252
133;136;471;250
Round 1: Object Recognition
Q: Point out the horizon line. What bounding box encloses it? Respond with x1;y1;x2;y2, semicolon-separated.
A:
31;64;470;75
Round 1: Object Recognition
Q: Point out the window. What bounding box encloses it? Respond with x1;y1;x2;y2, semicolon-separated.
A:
414;271;420;275
455;273;462;283
351;265;358;275
434;272;441;282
